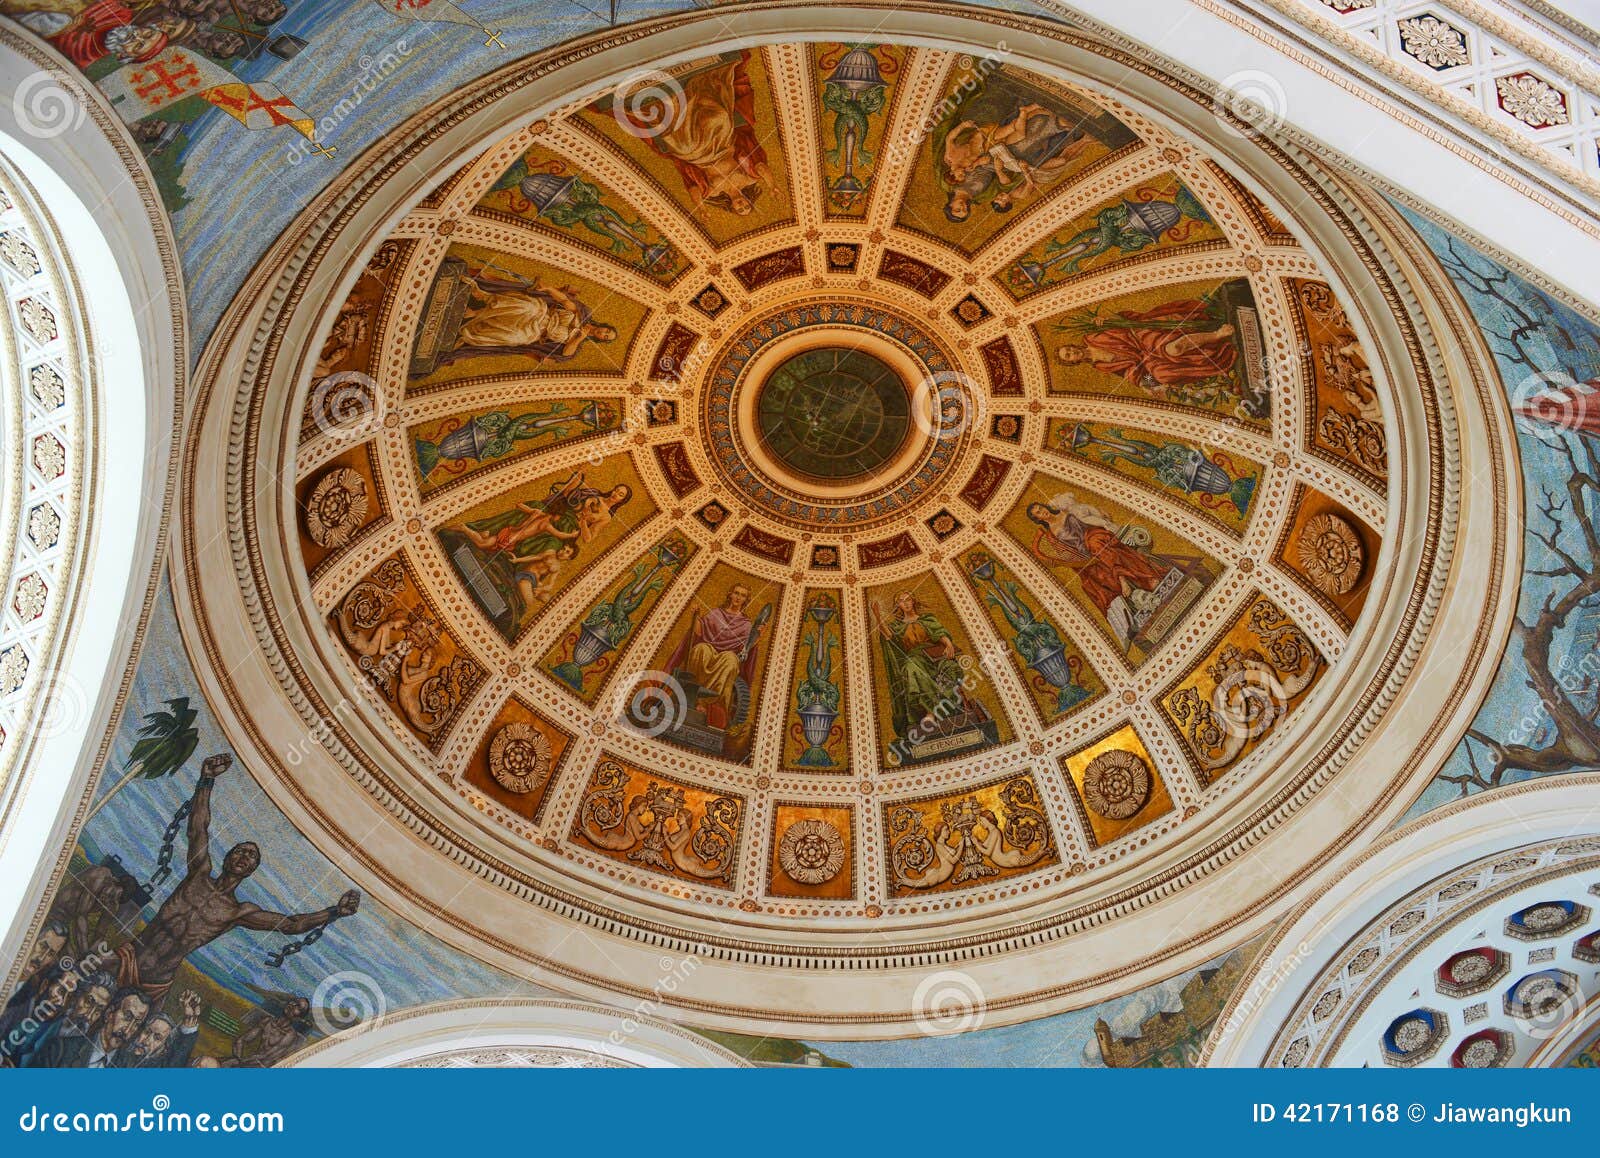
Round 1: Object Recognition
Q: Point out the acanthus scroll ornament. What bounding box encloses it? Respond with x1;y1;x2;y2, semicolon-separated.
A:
574;762;741;886
1168;600;1322;772
333;562;482;740
889;777;1052;892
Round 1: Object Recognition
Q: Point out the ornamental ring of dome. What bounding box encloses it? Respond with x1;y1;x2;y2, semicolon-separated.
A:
700;299;976;530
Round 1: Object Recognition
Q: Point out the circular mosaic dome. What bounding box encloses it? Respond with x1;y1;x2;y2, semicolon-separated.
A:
181;8;1514;1036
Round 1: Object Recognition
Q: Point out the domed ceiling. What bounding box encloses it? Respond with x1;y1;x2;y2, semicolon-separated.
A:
174;10;1512;1032
293;41;1386;909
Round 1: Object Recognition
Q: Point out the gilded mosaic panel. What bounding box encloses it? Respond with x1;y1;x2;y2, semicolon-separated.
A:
473;141;685;283
769;802;855;900
406;243;645;389
1060;723;1175;847
1159;594;1324;783
1044;417;1263;534
573;48;795;247
894;57;1137;255
569;757;744;890
1288;278;1388;484
329;553;486;752
1000;470;1221;664
956;547;1104;726
633;562;784;766
883;773;1057;897
409;396;626;499
1035;277;1271;426
780;589;852;773
812;43;908;219
864;574;1013;768
300;239;414;440
462;696;575;824
1275;485;1380;628
296;442;387;577
437;455;655;643
541;534;696;704
1000;174;1225;298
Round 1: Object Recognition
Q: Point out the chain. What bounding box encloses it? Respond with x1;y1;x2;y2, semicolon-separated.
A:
264;910;347;969
142;800;193;893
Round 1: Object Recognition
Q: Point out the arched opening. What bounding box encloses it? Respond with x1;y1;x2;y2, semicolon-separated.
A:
290;999;748;1068
0;35;180;977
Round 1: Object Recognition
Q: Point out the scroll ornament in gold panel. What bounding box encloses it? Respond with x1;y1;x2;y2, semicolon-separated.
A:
570;758;744;890
884;774;1057;897
1162;596;1324;781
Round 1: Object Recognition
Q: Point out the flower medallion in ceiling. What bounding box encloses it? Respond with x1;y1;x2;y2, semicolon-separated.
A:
182;10;1513;1034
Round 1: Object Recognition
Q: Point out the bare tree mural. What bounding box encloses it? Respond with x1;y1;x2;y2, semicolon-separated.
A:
1430;233;1600;796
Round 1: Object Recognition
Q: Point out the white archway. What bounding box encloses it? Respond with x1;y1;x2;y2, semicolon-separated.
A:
1205;775;1600;1066
0;28;182;981
289;999;748;1068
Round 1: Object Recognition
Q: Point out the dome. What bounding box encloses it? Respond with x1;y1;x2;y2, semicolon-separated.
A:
178;11;1506;1036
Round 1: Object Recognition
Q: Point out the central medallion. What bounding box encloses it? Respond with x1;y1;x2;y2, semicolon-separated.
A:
755;347;912;483
702;300;974;531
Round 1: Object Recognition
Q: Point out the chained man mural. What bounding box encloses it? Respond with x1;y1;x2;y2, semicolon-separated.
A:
115;754;361;1002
